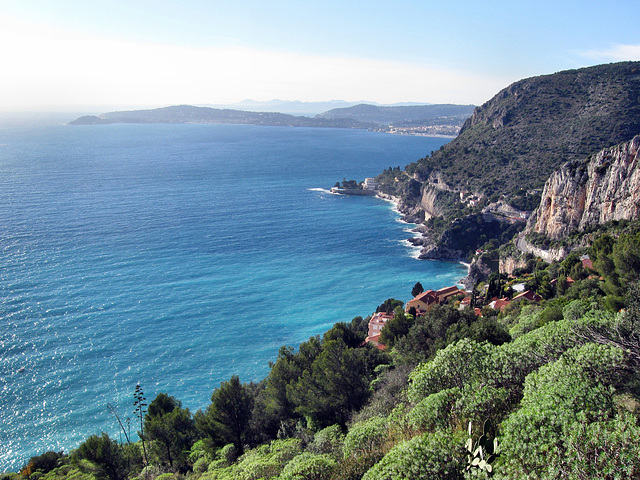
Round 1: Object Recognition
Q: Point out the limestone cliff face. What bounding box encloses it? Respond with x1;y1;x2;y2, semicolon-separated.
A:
420;185;446;220
529;135;640;239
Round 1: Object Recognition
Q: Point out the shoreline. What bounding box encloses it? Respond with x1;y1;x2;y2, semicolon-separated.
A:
374;191;472;287
322;187;472;287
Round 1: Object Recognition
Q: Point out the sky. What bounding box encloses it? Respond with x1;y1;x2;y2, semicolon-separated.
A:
2;0;640;111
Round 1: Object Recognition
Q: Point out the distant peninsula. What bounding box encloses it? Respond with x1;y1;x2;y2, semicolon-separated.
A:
68;103;475;136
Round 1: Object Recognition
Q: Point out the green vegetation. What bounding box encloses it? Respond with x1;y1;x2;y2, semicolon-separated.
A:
316;103;475;127
416;62;640;197
373;62;640;261
333;179;361;190
10;61;640;480
8;225;640;480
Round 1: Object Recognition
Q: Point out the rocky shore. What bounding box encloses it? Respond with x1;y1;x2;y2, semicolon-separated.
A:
375;191;466;261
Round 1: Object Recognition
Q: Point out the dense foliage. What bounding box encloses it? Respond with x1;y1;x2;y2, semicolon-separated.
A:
7;225;640;480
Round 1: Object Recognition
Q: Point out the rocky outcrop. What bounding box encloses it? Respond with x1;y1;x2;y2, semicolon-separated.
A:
420;185;447;220
418;243;464;261
528;135;640;240
499;255;528;276
515;232;569;262
462;256;494;289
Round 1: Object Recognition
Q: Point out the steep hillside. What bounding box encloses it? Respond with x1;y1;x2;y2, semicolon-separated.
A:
411;62;640;198
374;62;640;261
528;134;640;240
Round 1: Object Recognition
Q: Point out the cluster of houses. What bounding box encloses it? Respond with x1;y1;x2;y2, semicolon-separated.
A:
364;254;598;350
364;281;551;350
481;289;543;313
365;285;465;349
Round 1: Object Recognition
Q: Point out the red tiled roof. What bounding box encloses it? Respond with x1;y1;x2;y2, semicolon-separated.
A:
493;298;510;311
513;290;542;302
370;312;394;322
407;290;438;306
366;333;381;342
582;258;594;269
436;286;460;296
416;290;438;301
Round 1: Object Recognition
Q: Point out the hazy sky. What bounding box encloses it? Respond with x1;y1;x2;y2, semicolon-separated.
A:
2;0;640;111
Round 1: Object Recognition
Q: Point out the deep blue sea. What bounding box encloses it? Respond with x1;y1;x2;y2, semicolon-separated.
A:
0;120;465;470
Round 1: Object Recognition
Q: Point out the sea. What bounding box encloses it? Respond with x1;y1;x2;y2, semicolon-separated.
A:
0;118;466;471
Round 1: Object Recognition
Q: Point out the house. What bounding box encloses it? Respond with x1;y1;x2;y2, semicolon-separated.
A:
459;295;472;309
489;297;511;311
551;276;575;287
405;290;439;313
365;311;394;348
367;311;394;338
436;285;463;303
363;178;379;190
405;285;463;313
581;254;594;270
512;290;543;303
365;335;387;350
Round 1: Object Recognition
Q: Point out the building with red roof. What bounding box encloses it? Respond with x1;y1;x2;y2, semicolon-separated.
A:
405;285;463;313
513;290;543;303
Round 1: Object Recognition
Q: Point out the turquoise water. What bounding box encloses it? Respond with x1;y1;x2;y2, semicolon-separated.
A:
0;122;465;470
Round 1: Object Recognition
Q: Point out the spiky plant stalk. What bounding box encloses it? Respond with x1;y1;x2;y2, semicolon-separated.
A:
107;403;131;444
133;383;149;468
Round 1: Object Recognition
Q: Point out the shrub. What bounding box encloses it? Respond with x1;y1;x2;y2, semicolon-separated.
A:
498;344;632;478
408;339;494;403
25;451;64;476
329;450;383;480
458;384;510;427
342;417;387;458
362;431;465;480
408;388;461;432
207;438;302;480
308;425;344;459
279;453;337;480
72;433;128;480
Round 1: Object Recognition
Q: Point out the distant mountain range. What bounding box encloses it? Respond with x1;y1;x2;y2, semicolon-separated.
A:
68;103;475;135
316;103;475;126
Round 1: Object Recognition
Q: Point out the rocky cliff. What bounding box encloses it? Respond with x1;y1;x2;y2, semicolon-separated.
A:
409;61;640;199
528;135;640;239
419;185;447;220
375;62;640;262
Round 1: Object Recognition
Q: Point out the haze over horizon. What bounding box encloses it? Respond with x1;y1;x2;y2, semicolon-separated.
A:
2;0;640;112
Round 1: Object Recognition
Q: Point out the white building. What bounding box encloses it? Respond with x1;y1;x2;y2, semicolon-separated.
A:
363;178;379;190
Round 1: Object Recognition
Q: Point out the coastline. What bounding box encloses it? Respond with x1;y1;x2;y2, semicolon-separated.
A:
374;190;472;287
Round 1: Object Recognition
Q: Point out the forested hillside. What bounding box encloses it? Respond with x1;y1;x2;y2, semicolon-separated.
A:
375;62;640;261
316;104;474;127
413;62;640;197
